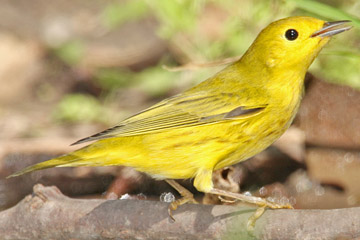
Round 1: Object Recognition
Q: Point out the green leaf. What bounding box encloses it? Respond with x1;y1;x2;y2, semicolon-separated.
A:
95;68;135;90
54;40;84;65
53;94;105;123
102;0;149;29
289;0;360;28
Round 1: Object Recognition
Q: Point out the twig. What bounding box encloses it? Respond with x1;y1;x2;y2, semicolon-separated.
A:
1;184;360;239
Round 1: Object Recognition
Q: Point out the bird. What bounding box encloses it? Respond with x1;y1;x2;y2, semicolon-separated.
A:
8;16;351;224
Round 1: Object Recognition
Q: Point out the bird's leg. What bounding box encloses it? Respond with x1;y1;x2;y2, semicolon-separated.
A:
209;188;293;230
210;188;293;208
165;179;198;221
247;206;266;231
209;188;293;209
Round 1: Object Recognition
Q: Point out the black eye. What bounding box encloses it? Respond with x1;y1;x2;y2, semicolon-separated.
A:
285;29;298;41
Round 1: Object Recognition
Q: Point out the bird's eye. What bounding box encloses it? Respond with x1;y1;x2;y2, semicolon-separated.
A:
285;29;298;41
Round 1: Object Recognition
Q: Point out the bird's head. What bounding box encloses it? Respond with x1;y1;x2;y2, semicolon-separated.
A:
242;16;351;73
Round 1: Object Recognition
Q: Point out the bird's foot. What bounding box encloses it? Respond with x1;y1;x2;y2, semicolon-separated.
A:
210;188;293;231
165;179;198;221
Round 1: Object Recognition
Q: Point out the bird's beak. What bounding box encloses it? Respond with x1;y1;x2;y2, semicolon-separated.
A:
311;20;352;38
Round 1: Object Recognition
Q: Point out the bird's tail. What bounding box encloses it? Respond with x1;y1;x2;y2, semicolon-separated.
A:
7;142;113;178
7;153;84;178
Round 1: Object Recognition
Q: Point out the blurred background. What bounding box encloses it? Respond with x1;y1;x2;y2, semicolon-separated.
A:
1;0;360;212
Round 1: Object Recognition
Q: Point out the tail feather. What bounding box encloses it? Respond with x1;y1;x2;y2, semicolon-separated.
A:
7;154;82;178
7;140;125;178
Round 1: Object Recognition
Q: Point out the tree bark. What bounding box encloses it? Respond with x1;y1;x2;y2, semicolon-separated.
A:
0;184;359;240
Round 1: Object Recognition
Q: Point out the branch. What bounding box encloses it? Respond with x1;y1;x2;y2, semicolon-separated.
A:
1;184;359;240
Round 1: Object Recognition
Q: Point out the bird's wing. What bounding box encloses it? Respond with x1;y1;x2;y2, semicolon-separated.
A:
72;91;267;145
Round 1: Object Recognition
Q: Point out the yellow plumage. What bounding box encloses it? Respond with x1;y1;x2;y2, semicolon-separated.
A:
9;16;350;199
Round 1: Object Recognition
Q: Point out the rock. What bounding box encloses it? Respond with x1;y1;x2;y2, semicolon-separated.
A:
297;78;360;148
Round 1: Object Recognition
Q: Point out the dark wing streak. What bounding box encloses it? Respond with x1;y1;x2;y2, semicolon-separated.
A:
71;125;123;145
225;106;265;119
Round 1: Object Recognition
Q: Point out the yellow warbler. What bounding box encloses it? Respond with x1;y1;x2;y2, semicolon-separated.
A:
9;16;351;219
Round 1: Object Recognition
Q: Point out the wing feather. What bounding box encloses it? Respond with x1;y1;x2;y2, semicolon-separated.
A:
72;91;267;145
